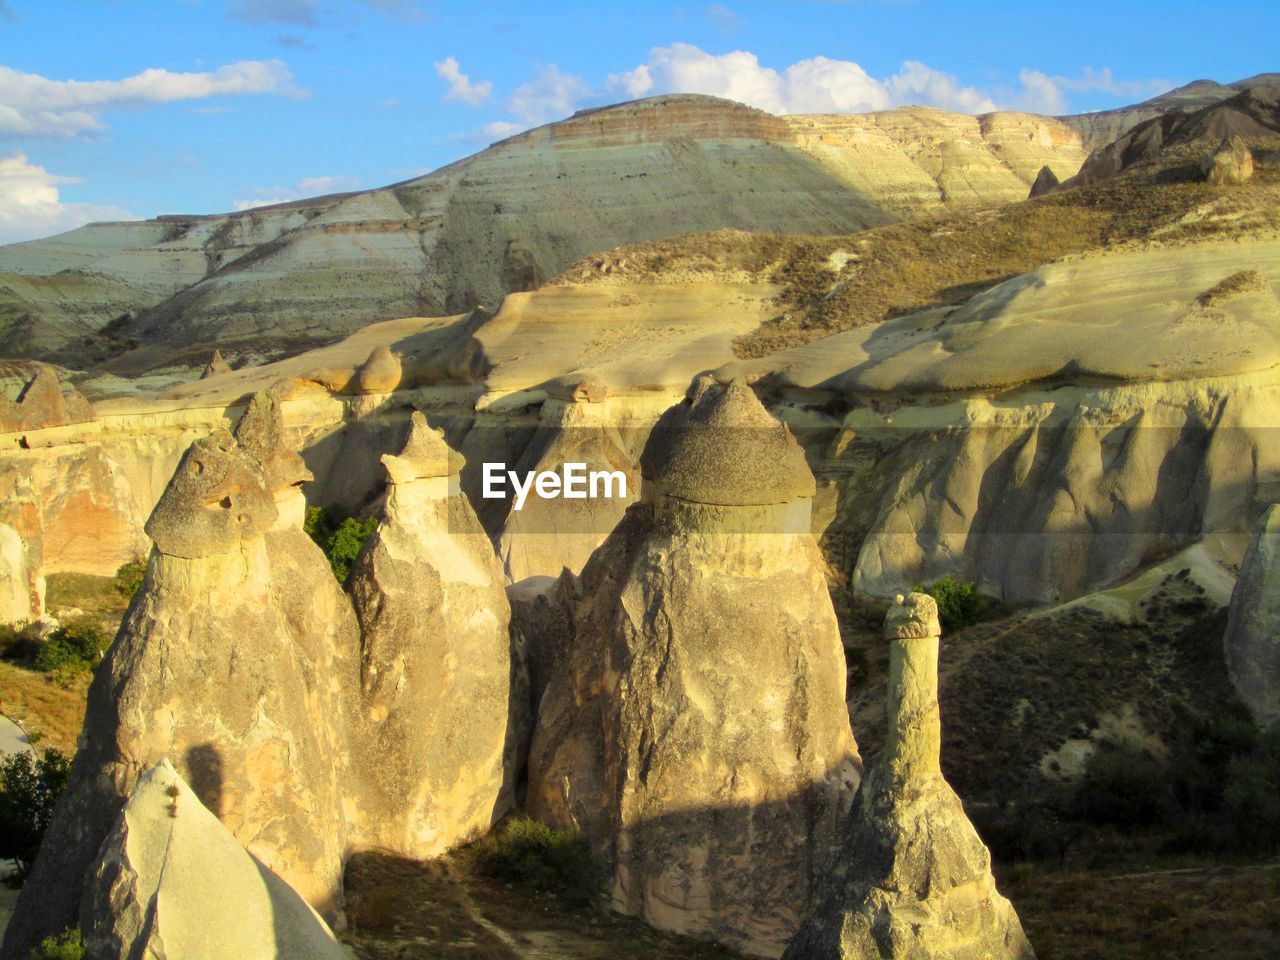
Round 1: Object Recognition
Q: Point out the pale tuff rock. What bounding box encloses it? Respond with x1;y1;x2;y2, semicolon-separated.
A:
528;380;859;958
354;343;403;394
1224;505;1280;725
348;411;513;856
83;760;347;960
0;522;31;622
498;398;641;582
0;365;94;434
1203;135;1255;185
2;401;363;958
642;378;815;507
782;594;1034;960
142;429;278;559
200;349;232;379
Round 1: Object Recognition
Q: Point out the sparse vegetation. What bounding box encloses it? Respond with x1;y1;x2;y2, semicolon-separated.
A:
1195;268;1267;306
112;558;147;602
912;575;989;635
304;505;379;583
27;929;85;960
1074;743;1171;830
471;817;596;909
0;747;71;879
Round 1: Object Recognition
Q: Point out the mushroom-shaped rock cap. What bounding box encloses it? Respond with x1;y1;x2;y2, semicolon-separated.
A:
885;591;941;640
234;388;313;493
643;378;815;506
381;410;462;483
145;429;278;558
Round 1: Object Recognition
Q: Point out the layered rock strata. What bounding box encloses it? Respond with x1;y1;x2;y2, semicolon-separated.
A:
782;594;1034;960
528;379;860;958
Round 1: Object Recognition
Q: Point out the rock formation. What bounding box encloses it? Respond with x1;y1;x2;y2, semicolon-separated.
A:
1224;504;1280;725
200;349;232;378
1028;164;1059;197
1203;134;1255;184
348;411;513;854
782;593;1034;960
528;379;860;958
83;759;347;960
497;393;641;583
2;392;364;957
0;365;93;434
353;344;402;394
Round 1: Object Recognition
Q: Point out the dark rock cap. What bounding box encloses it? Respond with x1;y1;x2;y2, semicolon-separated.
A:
643;378;816;506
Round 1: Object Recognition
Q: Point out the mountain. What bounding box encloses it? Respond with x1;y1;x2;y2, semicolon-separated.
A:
1059;72;1280;149
0;94;1087;372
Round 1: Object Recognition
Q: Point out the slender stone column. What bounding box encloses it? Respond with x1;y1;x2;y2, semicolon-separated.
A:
883;592;942;782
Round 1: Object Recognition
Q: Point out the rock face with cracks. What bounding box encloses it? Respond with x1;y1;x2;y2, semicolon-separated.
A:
528;379;860;958
1224;504;1280;725
348;411;513;855
781;593;1034;960
2;392;361;959
1203;134;1255;185
83;759;347;960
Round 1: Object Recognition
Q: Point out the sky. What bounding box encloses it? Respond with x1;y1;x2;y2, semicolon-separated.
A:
0;0;1275;244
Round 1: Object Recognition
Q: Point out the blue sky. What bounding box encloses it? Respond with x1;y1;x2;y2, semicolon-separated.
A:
0;0;1274;243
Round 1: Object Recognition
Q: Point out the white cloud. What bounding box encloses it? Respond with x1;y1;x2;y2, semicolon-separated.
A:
232;173;359;210
0;153;133;244
0;61;304;138
607;44;1160;118
620;44;996;115
1013;67;1171;115
507;64;591;126
702;3;738;33
434;57;492;108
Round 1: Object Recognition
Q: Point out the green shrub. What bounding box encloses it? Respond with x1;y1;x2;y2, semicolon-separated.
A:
28;929;85;960
912;575;988;634
0;748;71;878
305;505;378;583
472;817;595;908
33;620;108;676
0;620;42;663
1222;724;1280;851
112;558;147;601
1074;743;1171;830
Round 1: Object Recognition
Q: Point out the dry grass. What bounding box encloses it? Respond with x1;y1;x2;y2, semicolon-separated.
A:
1196;268;1268;306
0;661;87;755
549;149;1280;359
1003;854;1280;960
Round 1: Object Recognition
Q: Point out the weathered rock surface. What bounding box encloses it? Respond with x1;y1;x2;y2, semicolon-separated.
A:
529;380;860;958
200;349;232;378
782;594;1034;960
1203;134;1255;184
1;400;364;958
83;759;347;960
1028;164;1060;197
1224;505;1280;725
348;412;512;854
354;344;403;394
0;364;94;433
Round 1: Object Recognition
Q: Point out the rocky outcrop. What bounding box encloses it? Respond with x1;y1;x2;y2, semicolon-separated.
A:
354;344;403;394
83;759;347;960
0;365;94;434
528;379;860;958
348;411;512;854
782;594;1034;960
0;522;31;623
2;393;364;957
1028;164;1059;197
1224;505;1280;725
200;349;232;378
1203;135;1255;184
